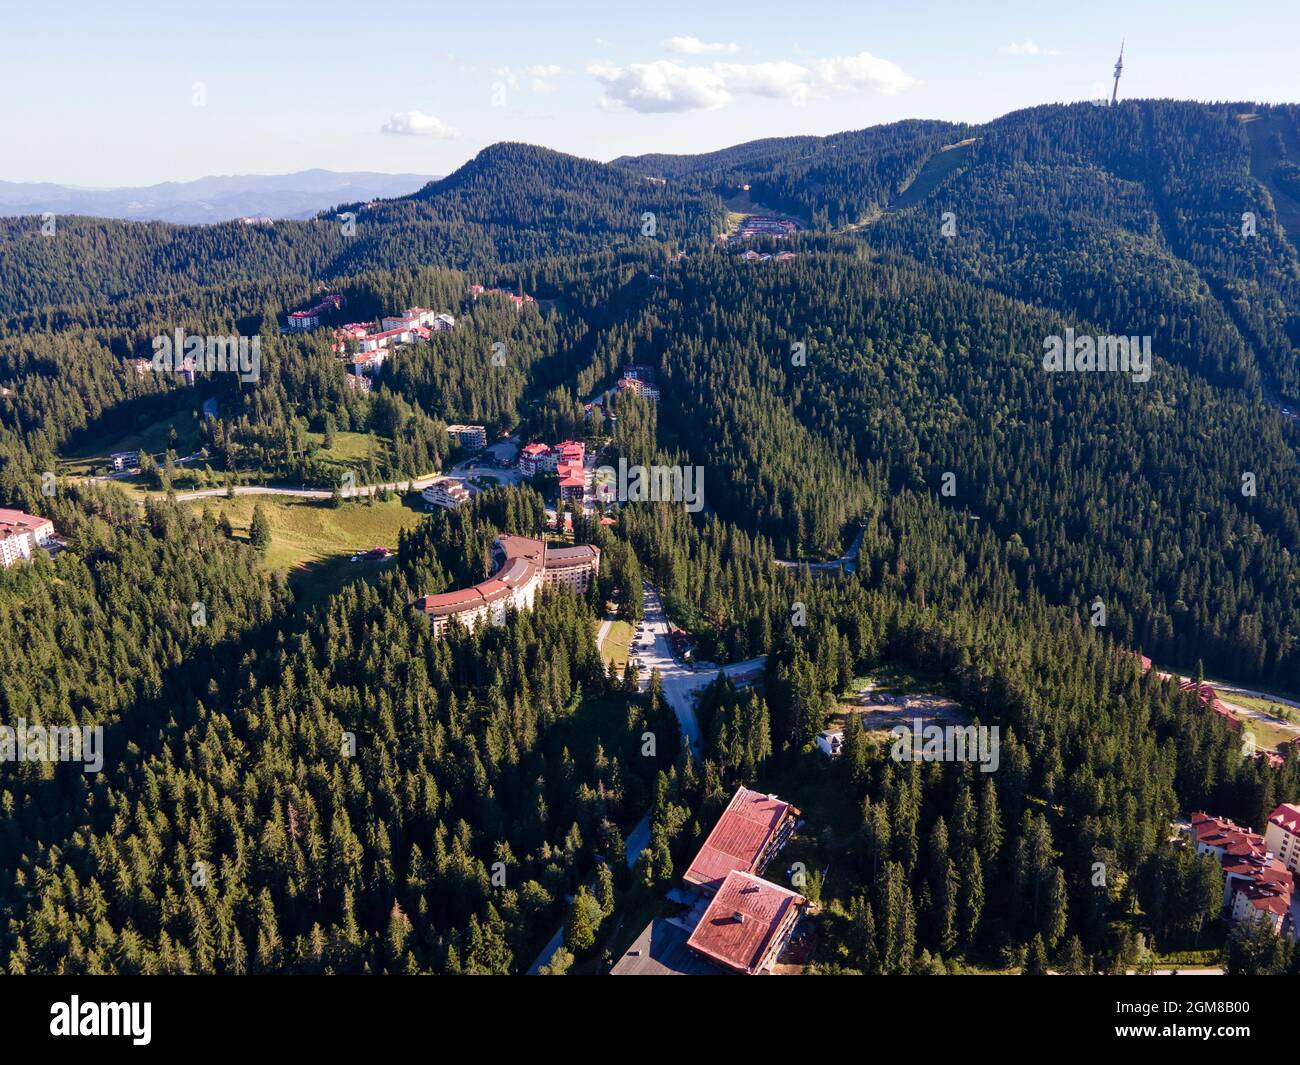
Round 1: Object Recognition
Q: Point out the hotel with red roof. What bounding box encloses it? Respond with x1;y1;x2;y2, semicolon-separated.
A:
612;786;806;976
1188;810;1299;941
683;786;800;894
0;509;57;568
413;534;599;639
1265;802;1300;876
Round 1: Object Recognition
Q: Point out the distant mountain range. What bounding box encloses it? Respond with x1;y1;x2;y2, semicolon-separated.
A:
0;169;437;224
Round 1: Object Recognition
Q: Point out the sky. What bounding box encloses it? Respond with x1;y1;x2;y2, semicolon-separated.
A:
4;0;1299;187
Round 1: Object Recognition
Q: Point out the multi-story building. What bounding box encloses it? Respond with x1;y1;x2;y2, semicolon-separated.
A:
1188;811;1297;941
735;215;797;238
351;350;389;377
446;424;488;450
1265;803;1300;875
518;439;584;477
469;284;536;311
110;450;140;471
612;786;806;976
518;442;550;477
414;535;600;638
0;509;57;568
558;463;586;507
380;307;455;333
421;478;470;510
539;544;599;592
286;293;344;330
616;365;660;401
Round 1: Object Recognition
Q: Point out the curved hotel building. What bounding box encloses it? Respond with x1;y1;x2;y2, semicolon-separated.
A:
415;534;599;638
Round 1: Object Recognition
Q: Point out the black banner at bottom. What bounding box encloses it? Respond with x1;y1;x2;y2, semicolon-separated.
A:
2;973;1291;1052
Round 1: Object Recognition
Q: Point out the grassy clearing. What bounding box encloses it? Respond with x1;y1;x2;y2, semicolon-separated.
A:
190;494;428;604
1227;692;1298;724
1241;716;1299;754
600;620;635;671
305;430;388;475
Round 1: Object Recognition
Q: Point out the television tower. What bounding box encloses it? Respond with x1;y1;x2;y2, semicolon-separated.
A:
1110;40;1124;106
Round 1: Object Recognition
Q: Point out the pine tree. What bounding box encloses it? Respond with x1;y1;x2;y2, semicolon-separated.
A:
249;502;272;555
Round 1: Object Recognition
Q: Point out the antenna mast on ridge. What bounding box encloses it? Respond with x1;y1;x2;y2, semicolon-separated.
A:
1111;40;1125;106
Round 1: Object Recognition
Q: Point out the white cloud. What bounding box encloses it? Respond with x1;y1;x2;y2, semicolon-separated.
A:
588;60;732;113
664;36;739;55
716;61;813;103
380;111;461;137
813;51;919;95
525;64;564;93
590;51;918;113
1002;40;1062;56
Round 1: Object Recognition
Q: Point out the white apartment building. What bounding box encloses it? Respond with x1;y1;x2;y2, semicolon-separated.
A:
421;478;471;510
0;509;56;568
1265;803;1300;875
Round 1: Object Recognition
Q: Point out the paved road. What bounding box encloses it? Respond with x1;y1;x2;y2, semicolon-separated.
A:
774;522;865;574
528;586;764;974
171;475;443;504
629;582;766;757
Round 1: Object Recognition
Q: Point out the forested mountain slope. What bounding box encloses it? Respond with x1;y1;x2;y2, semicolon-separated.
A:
0;143;724;317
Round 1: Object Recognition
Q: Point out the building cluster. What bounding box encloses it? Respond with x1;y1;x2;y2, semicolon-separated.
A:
285;293;345;331
0;508;58;568
518;439;587;505
332;307;455;380
615;365;659;401
413;534;600;638
129;356;196;386
739;249;798;264
1186;806;1300;942
446;424;488;451
735;215;798;239
468;284;536;311
613;786;807;976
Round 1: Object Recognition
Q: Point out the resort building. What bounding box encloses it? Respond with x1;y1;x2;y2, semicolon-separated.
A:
414;535;600;638
1265;803;1300;876
518;439;585;477
286;293;344;330
1187;811;1297;941
446;424;488;451
616;366;659;401
685;870;807;975
0;509;57;568
381;308;454;333
421;478;470;510
683;786;801;894
612;785;806;976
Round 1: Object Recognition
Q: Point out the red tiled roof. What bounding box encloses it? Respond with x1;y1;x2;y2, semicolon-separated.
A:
1269;803;1300;836
686;870;805;974
683;787;798;891
0;508;52;533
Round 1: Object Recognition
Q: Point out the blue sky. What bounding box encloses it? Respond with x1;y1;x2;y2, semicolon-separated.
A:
4;0;1298;186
